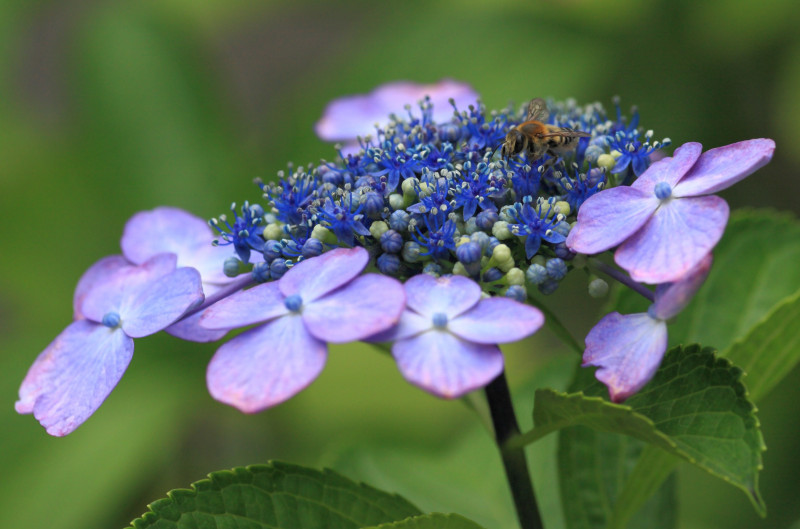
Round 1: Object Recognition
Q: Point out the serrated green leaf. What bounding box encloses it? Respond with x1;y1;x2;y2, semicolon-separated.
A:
128;461;421;529
522;345;765;515
362;513;487;529
726;289;800;402
558;427;677;529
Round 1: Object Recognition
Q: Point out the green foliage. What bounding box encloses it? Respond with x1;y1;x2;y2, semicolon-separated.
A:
129;462;421;529
522;345;765;518
362;513;487;529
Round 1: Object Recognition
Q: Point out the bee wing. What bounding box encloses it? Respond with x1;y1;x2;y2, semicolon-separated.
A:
541;128;591;138
526;98;549;122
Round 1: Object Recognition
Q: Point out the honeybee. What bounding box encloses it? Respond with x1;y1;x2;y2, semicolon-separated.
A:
501;98;590;164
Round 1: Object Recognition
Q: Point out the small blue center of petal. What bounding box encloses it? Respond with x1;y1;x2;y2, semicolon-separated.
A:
646;304;660;320
284;294;303;312
102;312;121;328
432;312;448;328
654;181;672;200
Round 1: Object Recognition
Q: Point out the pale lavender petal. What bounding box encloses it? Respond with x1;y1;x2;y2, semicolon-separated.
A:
302;274;405;343
121;207;211;264
404;274;481;319
166;310;228;342
80;253;177;323
631;142;702;195
448;297;544;344
121;267;204;338
201;281;288;330
73;255;130;320
315;80;478;142
565;186;657;254
122;207;235;285
651;253;713;320
615;196;728;284
392;330;504;398
583;312;667;403
279;247;368;302
672;139;776;197
206;314;326;412
16;320;134;436
365;309;432;342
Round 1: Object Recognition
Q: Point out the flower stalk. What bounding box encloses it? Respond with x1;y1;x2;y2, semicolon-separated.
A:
485;371;544;529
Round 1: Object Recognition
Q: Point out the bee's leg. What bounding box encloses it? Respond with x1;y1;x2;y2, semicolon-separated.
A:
539;156;558;175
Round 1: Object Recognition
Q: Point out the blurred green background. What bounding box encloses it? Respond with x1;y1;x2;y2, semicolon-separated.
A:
2;1;799;528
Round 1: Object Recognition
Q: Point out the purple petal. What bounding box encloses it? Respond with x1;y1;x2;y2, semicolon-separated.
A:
119;266;203;338
302;274;406;343
404;274;482;319
631;142;702;195
365;309;432;342
565;186;657;254
122;207;209;260
583;312;668;403
80;253;178;323
200;281;288;330
121;207;234;285
279;247;368;302
315;79;479;142
16;320;134;436
73;255;130;320
615;196;728;284
206;315;326;412
672;139;776;197
165;310;228;342
392;330;504;398
651;253;713;320
448;297;544;344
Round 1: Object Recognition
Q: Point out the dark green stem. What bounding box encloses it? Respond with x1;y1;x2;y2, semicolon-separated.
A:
485;371;544;529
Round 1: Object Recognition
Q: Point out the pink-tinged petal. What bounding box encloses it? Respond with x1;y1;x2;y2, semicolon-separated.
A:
80;253;178;323
315;79;478;142
279;247;368;302
166;310;228;342
302;274;405;343
448;297;544;344
651;253;713;320
73;255;130;320
672;139;776;197
16;320;134;436
392;330;504;398
615;196;728;284
121;267;204;338
200;281;288;330
404;274;481;319
365;309;432;342
122;207;236;285
206;315;326;413
631;142;702;195
565;186;657;254
583;312;668;403
122;207;211;264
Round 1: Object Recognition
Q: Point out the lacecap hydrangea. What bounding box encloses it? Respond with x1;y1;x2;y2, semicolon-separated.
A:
16;79;774;435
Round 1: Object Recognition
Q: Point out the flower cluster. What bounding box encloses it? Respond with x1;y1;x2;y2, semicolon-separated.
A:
16;79;775;435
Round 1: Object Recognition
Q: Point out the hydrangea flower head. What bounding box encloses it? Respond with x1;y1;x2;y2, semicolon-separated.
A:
566;140;775;283
370;275;544;398
16;253;204;435
200;247;405;412
583;254;713;402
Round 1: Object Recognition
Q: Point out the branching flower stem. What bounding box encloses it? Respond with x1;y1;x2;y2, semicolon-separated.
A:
589;258;655;302
485;371;544;529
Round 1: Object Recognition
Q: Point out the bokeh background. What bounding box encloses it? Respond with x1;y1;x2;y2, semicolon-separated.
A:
2;1;799;528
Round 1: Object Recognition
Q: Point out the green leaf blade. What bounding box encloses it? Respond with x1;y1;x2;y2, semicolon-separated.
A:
129;462;422;529
362;513;488;529
528;345;765;515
